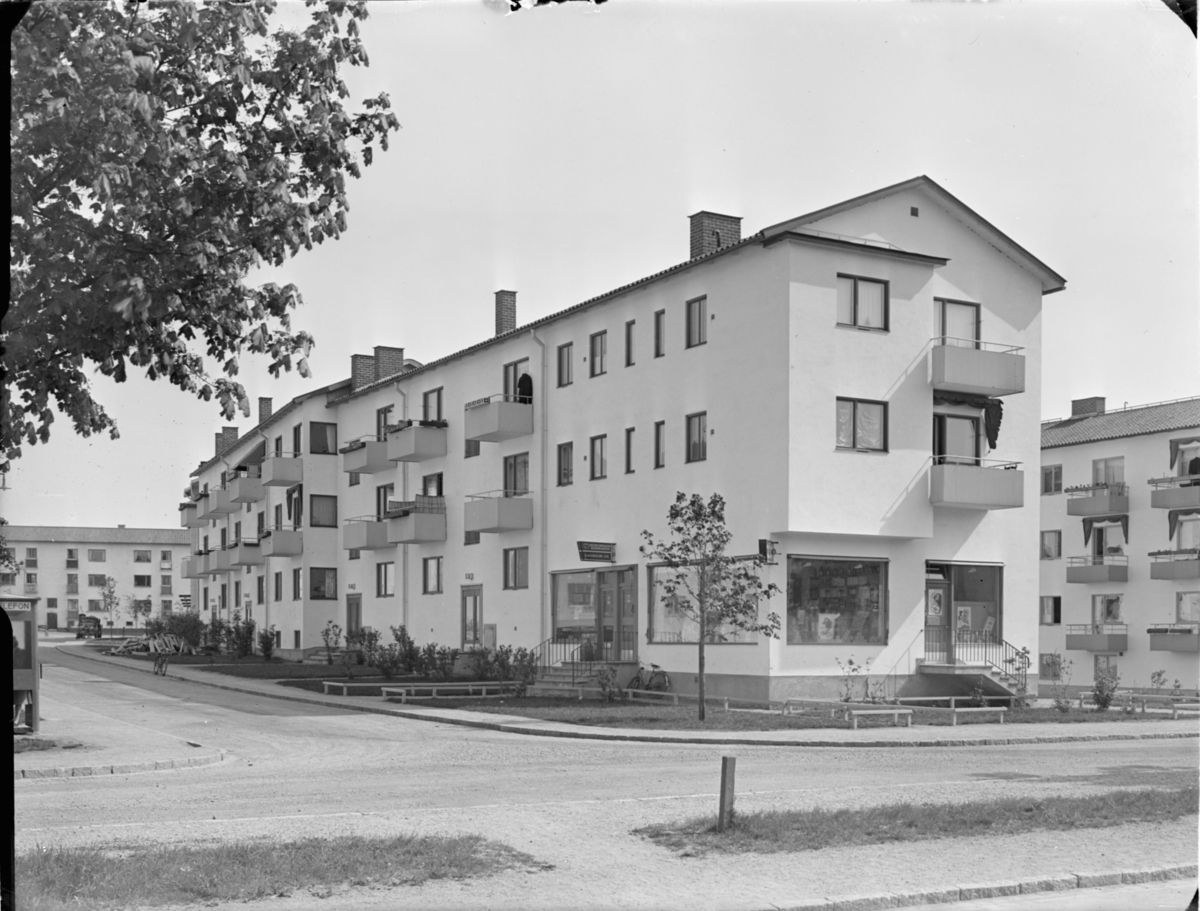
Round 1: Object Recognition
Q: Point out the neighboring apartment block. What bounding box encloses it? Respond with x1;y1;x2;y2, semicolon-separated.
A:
1038;396;1200;694
180;176;1064;700
0;526;192;630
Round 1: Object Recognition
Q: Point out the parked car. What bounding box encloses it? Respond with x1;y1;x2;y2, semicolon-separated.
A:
75;616;102;639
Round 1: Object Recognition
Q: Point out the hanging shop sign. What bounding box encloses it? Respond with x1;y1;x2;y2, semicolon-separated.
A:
577;541;616;563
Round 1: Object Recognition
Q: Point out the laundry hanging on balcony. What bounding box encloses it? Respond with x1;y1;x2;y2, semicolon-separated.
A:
285;483;303;525
1082;514;1128;546
932;393;1003;449
1169;436;1200;469
1168;507;1200;540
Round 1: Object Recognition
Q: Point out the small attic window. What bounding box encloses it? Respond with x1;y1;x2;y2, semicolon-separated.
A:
713;230;721;247
910;206;919;217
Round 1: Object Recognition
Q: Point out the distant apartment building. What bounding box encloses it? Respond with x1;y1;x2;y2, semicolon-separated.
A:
1038;396;1200;693
0;526;192;630
180;176;1064;700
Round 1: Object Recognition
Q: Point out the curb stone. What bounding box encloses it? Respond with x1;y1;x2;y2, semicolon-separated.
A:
15;750;226;780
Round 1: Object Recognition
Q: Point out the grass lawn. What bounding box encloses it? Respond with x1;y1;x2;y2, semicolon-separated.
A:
17;834;541;910
636;785;1200;855
416;697;1191;730
13;736;83;754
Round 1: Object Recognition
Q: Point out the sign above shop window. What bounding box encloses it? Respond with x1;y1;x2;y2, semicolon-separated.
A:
577;541;616;563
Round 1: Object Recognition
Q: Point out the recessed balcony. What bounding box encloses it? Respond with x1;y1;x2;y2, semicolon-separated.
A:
229;470;264;504
386;495;447;544
1065;623;1128;653
1149;476;1200;509
1149;550;1200;580
387;421;449;462
207;487;238;516
341;437;393;474
343;516;394;551
261;455;304;487
1148;623;1200;652
179;502;205;528
1066;555;1128;584
464;490;534;534
464;394;533;442
229;538;264;567
929;459;1024;510
1066;483;1129;517
261;527;303;558
929;338;1025;397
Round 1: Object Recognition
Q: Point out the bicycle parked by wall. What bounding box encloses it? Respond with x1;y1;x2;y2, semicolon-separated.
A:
627;662;670;693
153;651;169;676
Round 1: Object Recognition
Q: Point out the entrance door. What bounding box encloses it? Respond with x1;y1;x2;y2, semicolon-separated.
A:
595;569;637;662
925;581;951;663
597;571;617;661
461;586;482;649
346;594;362;637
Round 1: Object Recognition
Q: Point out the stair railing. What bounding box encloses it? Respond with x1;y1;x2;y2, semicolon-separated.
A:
534;635;576;674
871;625;926;702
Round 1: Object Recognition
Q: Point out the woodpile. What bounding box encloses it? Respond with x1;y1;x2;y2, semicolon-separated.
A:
109;634;196;656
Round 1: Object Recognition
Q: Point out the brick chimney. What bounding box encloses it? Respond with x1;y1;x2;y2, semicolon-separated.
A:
214;425;239;456
351;354;376;392
257;397;272;426
1071;396;1106;417
374;346;406;382
689;211;741;259
495;290;517;336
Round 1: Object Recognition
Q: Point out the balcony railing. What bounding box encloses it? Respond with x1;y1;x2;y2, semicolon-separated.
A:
1065;482;1129;517
386;495;448;544
1066;554;1129;583
229;467;264;504
1148;549;1200;580
261;452;304;487
1065;623;1129;652
260;525;303;557
228;537;264;567
921;627;1029;691
179;501;205;528
1148;475;1200;509
343;515;393;551
1147;623;1200;652
464;489;534;533
341;435;393;474
929;458;1024;510
929;337;1025;397
464;393;534;442
387;421;449;462
206;487;238;516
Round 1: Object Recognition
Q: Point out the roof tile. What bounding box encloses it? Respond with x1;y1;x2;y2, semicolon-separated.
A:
1041;397;1200;449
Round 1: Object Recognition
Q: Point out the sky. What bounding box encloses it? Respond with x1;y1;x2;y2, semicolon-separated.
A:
3;0;1198;529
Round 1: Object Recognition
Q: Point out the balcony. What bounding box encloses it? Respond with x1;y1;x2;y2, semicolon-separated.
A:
929;459;1024;510
206;487;238;516
1066;555;1128;584
229;538;264;567
1148;623;1200;652
464;394;533;442
1149;549;1200;580
261;454;304;487
929;338;1025;397
210;548;233;574
1065;623;1128;653
464;490;534;534
386;495;448;544
343;516;393;551
179;502;205;528
193;492;213;522
260;527;303;558
181;557;206;579
1066;483;1129;517
341;437;393;474
229;469;264;504
1149;475;1200;509
387;421;448;462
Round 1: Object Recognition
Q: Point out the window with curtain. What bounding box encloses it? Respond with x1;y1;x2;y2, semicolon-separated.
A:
376;562;395;597
1039;596;1061;625
1091;594;1122;625
503;454;528;496
309;568;337;600
686;297;707;348
1040;531;1061;560
423;557;442;594
836;275;888;329
422;473;443;497
1178;518;1200;551
1178;592;1200;624
686;413;707;462
375;484;394;520
310;494;337;527
1042;465;1062;494
938;299;980;348
503;547;529;589
503;359;530;399
590;435;607;479
309;422;337;454
836;398;887;451
589;332;607;377
1091;456;1125;489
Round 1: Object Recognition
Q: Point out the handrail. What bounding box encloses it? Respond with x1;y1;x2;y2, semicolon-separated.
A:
1065;482;1128;497
932;456;1022;469
1068;554;1128;566
1148;548;1200;561
386;495;447;517
465;488;531;499
1066;623;1128;634
931;336;1024;354
871;625;926;702
924;627;1028;693
1147;474;1200;489
465;392;531;410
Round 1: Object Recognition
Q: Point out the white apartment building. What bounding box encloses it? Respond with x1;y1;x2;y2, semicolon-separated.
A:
181;176;1064;700
0;526;192;630
1038;396;1200;694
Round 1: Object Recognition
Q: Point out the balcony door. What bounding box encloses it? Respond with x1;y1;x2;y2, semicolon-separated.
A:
940;300;979;348
933;414;979;466
345;594;362;637
1091;523;1125;559
504;453;529;497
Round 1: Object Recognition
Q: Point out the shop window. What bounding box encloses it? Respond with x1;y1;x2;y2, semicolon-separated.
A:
786;556;888;644
648;564;756;643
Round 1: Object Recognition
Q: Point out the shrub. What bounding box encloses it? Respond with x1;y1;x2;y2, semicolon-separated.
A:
420;643;439;679
491;644;514;681
1045;651;1074;714
390;625;421;675
510;646;539;697
596;665;622;702
165;611;205;648
205;617;229;653
226;611;256;659
358;628;382;668
465;647;493;681
257;625;277;661
1150;670;1167;693
321;621;341;666
433;646;459;681
834;656;870;703
375;642;405;680
967;684;989;708
1092;670;1121;711
144;617;167;637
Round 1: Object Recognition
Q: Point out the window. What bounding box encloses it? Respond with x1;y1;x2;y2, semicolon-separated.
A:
1177;517;1200;551
161;550;172;564
0;573;15;586
161;600;172;616
649;564;756;643
234;580;241;607
463;590;482;649
309;421;337;454
686;412;707;462
465;439;481;458
68;599;79;613
1094;654;1118;679
1040;596;1062;625
1040;531;1062;560
1091;521;1125;558
376;404;394;439
1177;592;1200;624
653;310;665;357
273;504;283;530
933;413;977;465
133;550;151;563
349;471;361;486
310;568;337;600
937;299;980;348
1092;594;1122;625
422;473;443;497
786;556;889;644
1041;465;1063;495
423;388;443;422
376;562;395;597
292;568;301;601
836;274;888;329
292;423;302;455
504;359;530;401
88;574;107;587
590;435;607;479
24;548;38;568
274;435;283;456
589;331;607;377
67;574;78;592
202;587;209;611
625;428;635;473
557;442;573;486
310;495;338;527
256;576;264;605
1177;444;1200;478
256;512;265;537
1039;653;1063;681
1092;456;1125;488
88;549;106;562
654;421;665;468
423;557;443;594
557;343;573;387
349;548;360;560
25;572;37;585
376;483;395;520
465;531;481;546
132;574;150;587
503;547;529;589
504;454;529;496
88;600;101;612
66;548;78;568
625;320;635;366
836;398;887;452
686;296;707;347
274;571;283;602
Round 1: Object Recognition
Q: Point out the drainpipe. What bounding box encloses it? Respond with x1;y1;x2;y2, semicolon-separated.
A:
217;452;233;625
257;428;271;640
395;381;410;631
529;329;549;645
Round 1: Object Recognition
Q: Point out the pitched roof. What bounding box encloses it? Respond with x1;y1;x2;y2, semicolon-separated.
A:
2;526;191;545
1041;397;1200;449
761;175;1067;295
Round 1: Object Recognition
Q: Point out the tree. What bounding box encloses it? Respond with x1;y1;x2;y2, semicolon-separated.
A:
6;0;400;465
640;493;781;721
101;576;122;636
125;594;152;629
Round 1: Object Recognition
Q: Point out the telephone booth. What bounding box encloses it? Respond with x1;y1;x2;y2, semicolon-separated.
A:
5;597;40;732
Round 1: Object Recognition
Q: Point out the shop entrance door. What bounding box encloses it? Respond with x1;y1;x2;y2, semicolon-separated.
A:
596;569;637;662
925;580;951;663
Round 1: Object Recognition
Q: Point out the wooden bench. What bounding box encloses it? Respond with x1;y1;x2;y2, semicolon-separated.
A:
842;708;913;730
380;682;517;703
948;706;1006;725
322;681;386;696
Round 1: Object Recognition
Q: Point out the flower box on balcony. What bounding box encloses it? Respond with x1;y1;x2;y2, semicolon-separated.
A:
1065;483;1129;517
1148;624;1200;652
1148;549;1200;580
342;438;391;474
1148;475;1200;509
